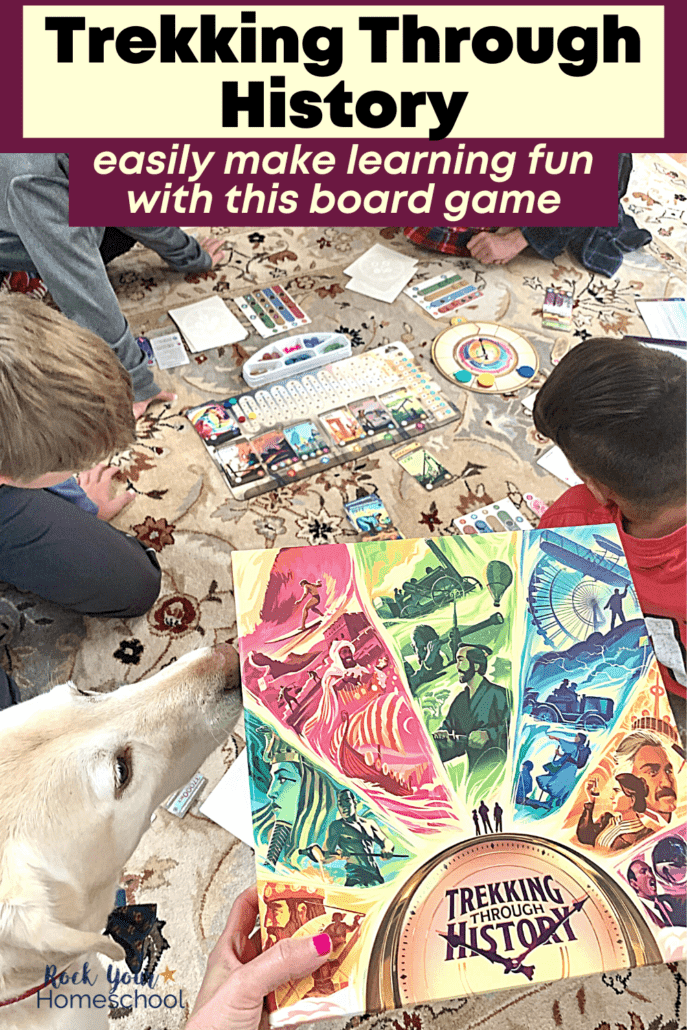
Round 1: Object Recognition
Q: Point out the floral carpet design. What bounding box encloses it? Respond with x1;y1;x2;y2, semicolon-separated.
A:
0;154;685;1029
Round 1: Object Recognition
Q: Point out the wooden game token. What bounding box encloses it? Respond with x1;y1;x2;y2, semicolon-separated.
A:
477;372;495;387
517;365;535;378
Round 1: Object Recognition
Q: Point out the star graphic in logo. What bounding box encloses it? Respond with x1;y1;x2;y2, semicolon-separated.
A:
160;966;177;984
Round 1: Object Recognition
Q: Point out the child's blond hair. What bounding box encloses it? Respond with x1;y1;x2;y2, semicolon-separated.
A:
0;296;135;482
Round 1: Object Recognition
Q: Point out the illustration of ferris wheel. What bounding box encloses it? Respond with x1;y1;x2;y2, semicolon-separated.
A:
528;556;614;646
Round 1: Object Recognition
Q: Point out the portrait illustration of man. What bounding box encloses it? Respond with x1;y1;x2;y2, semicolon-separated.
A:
433;644;511;779
614;731;679;825
626;858;686;928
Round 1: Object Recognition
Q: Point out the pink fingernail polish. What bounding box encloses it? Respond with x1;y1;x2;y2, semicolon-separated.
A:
313;933;331;956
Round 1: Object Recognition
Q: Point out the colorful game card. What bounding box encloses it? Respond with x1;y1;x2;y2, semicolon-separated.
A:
136;336;156;367
347;396;396;436
319;408;365;445
186;401;241;446
391;441;454;490
251;430;301;471
344;493;402;537
379;388;430;429
542;288;574;331
405;272;483;319
282;420;330;461
215;439;265;485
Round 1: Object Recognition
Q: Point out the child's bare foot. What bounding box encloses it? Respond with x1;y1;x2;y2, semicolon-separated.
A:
133;389;177;420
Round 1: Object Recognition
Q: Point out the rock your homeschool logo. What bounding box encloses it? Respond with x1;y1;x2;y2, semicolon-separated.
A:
35;962;184;1013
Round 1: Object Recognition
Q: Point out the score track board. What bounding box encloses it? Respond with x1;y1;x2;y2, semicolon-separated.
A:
185;343;460;500
432;320;540;394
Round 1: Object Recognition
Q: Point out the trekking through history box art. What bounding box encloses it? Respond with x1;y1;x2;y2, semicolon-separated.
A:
233;526;686;1026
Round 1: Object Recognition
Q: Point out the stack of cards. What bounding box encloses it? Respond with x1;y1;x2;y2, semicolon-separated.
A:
344;493;403;538
169;296;248;352
542;288;574;331
344;244;418;303
148;332;190;370
406;271;482;319
391;441;454;491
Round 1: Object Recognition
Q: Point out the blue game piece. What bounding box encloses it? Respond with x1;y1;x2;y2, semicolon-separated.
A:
517;365;535;378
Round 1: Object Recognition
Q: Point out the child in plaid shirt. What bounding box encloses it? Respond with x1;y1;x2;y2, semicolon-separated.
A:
404;155;650;277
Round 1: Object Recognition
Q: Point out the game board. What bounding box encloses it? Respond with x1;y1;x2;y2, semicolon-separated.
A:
432;319;539;393
186;343;460;499
233;528;685;1027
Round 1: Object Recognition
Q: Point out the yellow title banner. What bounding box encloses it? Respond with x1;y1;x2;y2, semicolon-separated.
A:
23;6;664;139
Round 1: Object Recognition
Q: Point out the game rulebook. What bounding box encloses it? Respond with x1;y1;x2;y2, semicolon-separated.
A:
233;527;686;1027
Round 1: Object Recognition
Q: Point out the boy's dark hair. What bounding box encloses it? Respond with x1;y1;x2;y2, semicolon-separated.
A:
533;337;686;507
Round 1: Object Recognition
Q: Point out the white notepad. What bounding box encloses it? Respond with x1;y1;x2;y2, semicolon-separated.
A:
636;297;687;342
344;244;417;303
168;296;248;352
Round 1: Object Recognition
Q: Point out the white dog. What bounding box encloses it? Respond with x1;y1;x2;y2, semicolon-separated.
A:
0;643;241;1029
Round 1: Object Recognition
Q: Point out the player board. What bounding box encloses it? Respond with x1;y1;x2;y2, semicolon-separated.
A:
452;497;532;534
185;343;460;499
432;319;539;393
234;527;685;1027
233;283;312;338
405;271;483;319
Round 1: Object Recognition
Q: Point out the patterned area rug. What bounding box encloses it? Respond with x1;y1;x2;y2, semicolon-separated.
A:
1;154;685;1029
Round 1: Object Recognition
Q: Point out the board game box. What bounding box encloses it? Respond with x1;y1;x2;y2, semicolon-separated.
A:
233;527;686;1027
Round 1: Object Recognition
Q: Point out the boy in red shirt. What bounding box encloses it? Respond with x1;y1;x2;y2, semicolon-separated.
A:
533;337;686;735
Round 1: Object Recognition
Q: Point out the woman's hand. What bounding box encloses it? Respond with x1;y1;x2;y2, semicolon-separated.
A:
187;886;332;1030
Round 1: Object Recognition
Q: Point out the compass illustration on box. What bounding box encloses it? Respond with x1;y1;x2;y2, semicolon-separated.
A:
367;835;660;1010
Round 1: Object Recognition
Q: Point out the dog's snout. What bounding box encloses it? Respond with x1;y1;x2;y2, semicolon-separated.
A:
215;641;241;694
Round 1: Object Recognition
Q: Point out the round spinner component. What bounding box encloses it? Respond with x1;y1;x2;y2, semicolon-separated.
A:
432;320;539;393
